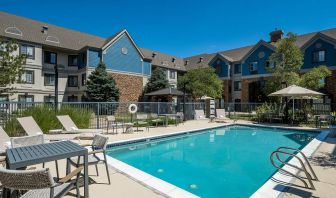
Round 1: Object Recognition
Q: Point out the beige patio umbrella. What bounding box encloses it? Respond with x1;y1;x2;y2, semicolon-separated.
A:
268;85;324;122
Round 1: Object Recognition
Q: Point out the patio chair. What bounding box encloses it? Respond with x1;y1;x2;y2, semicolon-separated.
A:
17;116;44;136
215;109;230;123
0;167;83;198
194;110;206;120
68;134;111;184
106;115;119;134
56;115;103;135
135;114;149;131
175;112;184;125
150;113;163;127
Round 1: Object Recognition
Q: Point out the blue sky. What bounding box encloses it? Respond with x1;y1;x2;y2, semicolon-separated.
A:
1;0;336;57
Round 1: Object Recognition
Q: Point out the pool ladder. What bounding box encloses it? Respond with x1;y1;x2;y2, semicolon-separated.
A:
270;147;318;189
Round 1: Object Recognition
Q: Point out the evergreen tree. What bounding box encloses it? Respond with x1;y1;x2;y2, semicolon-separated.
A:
144;67;169;93
86;62;120;102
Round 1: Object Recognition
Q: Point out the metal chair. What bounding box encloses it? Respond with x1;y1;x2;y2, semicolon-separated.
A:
149;113;163;127
106;115;118;134
136;114;149;131
0;167;83;198
68;134;111;184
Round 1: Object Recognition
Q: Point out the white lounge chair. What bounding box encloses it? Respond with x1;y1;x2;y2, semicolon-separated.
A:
56;115;103;134
17;116;44;136
0;126;10;154
215;109;230;122
194;110;206;120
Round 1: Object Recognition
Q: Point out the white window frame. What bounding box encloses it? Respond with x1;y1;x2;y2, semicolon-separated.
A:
20;70;34;84
44;73;55;86
249;62;258;72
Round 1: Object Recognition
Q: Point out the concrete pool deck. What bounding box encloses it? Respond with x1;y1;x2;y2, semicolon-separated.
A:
43;120;336;198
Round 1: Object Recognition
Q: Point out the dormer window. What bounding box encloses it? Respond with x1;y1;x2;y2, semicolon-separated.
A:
199;57;204;63
185;60;189;66
42;26;48;34
152;53;157;58
5;26;23;36
172;58;176;63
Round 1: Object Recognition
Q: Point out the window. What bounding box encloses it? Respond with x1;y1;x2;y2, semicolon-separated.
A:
265;60;275;69
312;50;326;62
68;55;78;66
319;78;326;87
44;96;55;103
215;65;221;74
249;62;258;72
0;95;9;109
20;45;34;59
68;75;78;87
81;73;87;86
44;51;57;64
44;73;55;86
19;70;34;84
18;95;34;108
170;70;176;79
234;81;242;91
234;64;241;74
68;95;78;102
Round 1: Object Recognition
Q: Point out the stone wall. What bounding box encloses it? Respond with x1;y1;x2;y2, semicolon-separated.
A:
110;72;144;102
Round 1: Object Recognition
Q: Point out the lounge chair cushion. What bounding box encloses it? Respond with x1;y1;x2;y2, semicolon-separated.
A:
21;183;72;198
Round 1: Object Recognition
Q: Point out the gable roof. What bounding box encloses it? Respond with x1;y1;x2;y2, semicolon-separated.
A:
102;29;145;59
141;48;186;71
185;28;336;70
0;11;106;51
239;40;276;62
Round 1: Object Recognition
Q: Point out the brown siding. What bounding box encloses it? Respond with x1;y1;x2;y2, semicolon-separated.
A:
222;79;231;102
326;70;336;102
110;73;143;102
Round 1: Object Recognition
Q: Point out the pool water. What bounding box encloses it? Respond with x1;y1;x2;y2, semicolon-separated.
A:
107;125;316;198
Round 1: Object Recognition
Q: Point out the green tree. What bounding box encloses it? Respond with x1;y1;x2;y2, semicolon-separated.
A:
86;62;120;102
299;65;331;90
266;33;331;93
178;67;223;99
0;40;26;93
144;67;169;93
265;33;303;94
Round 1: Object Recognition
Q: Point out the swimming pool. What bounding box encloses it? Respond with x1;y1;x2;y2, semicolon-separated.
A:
107;125;317;198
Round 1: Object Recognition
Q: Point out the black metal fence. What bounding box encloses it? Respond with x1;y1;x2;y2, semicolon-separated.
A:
0;102;205;129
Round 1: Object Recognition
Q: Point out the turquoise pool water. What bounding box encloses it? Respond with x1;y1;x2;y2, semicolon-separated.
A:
107;125;317;198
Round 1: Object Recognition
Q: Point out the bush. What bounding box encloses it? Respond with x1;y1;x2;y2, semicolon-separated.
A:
4;105;93;136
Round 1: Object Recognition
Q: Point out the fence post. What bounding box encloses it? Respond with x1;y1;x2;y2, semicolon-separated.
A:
157;102;160;115
97;102;100;129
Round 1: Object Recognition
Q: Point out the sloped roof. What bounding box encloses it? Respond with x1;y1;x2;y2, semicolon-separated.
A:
0;11;106;51
141;48;186;71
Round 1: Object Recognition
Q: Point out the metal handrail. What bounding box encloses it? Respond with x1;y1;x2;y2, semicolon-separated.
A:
277;147;318;181
270;149;316;189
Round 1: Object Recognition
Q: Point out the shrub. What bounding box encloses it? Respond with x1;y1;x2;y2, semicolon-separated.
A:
4;105;93;136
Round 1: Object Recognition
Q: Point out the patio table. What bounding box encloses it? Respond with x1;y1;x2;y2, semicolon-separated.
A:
4;141;89;198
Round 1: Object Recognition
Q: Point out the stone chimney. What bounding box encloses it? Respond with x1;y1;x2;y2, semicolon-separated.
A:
269;29;284;42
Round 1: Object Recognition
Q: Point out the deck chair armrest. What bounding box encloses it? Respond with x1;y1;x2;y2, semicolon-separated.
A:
88;149;104;155
59;166;84;184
